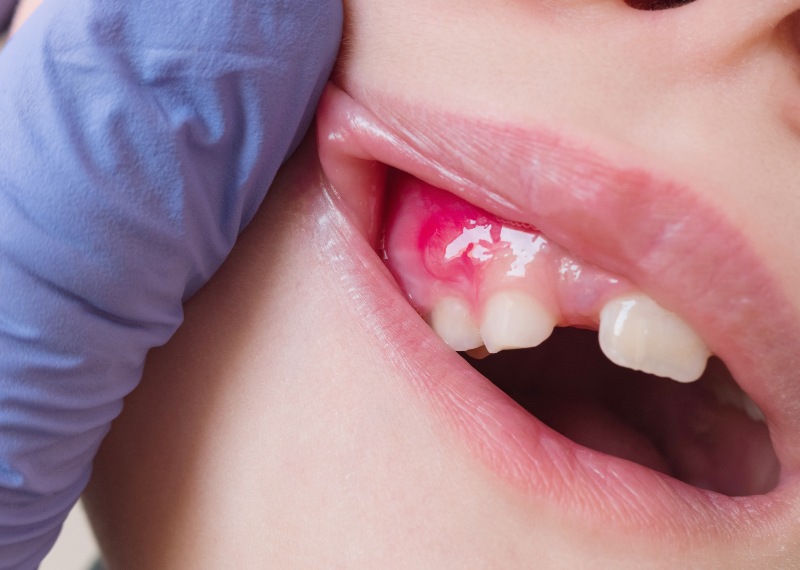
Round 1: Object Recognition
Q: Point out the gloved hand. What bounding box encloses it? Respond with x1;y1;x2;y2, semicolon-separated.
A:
0;1;341;567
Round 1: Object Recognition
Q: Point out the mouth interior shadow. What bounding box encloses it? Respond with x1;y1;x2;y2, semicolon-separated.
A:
462;327;780;497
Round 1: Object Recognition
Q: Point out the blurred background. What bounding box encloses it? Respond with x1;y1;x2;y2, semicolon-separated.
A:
41;501;100;570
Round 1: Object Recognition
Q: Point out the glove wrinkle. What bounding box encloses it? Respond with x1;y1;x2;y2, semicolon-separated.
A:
0;0;342;567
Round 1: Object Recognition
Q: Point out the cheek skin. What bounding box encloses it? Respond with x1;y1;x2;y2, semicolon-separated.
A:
340;0;800;316
80;137;575;568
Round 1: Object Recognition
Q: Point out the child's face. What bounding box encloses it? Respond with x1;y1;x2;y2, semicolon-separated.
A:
338;0;800;295
86;1;800;567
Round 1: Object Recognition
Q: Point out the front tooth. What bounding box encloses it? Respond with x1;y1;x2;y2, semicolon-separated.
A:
430;296;484;351
599;294;711;383
480;291;556;353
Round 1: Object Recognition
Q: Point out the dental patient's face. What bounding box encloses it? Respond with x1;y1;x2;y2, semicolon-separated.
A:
85;1;800;567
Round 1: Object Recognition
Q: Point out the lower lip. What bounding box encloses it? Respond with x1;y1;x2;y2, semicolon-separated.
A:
316;83;800;543
335;205;794;543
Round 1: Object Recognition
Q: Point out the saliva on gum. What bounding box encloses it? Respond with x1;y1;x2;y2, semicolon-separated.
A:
382;171;622;331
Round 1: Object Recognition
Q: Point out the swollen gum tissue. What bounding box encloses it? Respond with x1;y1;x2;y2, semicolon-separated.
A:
382;172;637;331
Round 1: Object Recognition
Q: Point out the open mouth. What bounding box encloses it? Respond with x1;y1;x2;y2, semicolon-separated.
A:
316;82;800;545
465;335;775;496
382;170;777;498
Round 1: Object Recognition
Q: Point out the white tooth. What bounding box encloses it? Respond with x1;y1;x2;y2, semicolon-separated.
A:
479;291;556;354
429;296;483;352
599;294;711;383
709;374;766;423
741;395;766;423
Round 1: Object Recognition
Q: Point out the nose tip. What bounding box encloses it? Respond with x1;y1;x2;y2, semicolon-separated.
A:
615;0;800;77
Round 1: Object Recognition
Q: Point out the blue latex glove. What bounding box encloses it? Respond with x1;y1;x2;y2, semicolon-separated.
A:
0;0;341;567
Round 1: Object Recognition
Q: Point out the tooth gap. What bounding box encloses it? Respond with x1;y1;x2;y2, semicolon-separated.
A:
465;346;491;360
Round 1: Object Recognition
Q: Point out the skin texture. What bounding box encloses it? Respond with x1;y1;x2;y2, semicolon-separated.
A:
38;0;800;567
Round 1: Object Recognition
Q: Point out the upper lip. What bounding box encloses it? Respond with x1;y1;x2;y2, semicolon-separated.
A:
316;82;800;542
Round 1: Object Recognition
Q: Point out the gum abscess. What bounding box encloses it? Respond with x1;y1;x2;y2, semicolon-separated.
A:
384;172;626;329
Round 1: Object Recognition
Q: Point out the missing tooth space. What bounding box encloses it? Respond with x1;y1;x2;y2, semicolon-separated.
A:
462;327;779;497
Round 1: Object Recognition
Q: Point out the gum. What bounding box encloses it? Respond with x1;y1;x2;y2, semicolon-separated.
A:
383;171;638;331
